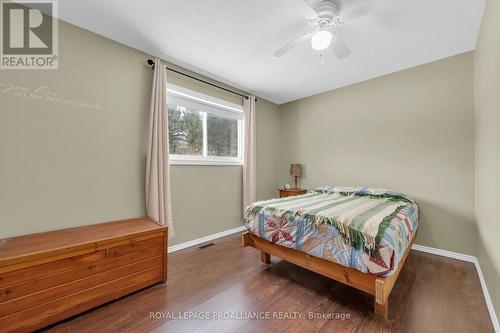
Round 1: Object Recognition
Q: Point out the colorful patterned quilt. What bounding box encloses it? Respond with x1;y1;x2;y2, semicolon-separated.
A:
245;186;419;276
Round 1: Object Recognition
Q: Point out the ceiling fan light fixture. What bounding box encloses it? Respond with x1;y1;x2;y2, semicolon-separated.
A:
311;30;332;51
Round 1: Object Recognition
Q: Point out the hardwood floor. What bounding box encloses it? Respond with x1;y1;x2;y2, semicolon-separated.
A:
42;233;494;333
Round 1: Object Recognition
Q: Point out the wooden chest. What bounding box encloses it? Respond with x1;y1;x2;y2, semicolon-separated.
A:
0;218;167;332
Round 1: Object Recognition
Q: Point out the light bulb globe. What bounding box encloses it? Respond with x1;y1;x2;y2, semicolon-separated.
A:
311;30;332;51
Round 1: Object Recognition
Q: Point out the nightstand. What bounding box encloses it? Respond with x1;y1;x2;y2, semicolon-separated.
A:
279;188;307;198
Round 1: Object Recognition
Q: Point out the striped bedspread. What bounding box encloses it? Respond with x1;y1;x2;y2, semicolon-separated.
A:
247;186;416;253
245;186;419;276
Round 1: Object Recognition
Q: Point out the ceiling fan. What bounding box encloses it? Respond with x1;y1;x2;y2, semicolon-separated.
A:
273;0;393;60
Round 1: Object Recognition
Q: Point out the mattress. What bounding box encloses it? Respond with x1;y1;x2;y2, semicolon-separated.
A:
245;186;419;276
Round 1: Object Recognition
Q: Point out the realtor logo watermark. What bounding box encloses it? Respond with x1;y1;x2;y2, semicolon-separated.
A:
0;0;58;69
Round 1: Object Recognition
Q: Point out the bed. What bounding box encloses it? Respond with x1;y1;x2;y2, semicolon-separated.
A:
241;186;419;318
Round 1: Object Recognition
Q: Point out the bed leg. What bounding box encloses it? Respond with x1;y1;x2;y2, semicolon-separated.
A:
241;232;251;247
260;251;271;264
374;278;389;319
374;299;388;318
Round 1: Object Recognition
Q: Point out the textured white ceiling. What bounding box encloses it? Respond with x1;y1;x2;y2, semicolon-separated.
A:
55;0;485;104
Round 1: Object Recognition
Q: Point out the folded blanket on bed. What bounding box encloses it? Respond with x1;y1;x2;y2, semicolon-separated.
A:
246;186;418;253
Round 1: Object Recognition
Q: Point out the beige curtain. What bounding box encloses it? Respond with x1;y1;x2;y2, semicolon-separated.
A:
243;96;257;214
146;58;174;238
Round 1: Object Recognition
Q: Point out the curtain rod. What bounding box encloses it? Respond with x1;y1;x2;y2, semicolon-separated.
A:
146;59;254;101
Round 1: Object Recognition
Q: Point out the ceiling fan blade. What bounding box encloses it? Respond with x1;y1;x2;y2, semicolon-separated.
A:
273;32;313;57
341;0;393;21
330;34;350;59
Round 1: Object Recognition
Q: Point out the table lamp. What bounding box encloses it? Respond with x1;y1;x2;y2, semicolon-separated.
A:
290;164;302;189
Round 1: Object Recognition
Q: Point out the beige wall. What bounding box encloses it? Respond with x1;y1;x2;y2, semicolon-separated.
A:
0;20;281;242
256;99;281;200
474;0;500;320
278;53;476;255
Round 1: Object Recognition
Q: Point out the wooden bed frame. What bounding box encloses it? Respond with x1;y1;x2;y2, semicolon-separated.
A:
241;231;415;318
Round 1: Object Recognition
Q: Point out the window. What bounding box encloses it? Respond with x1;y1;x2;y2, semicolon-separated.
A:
167;84;244;165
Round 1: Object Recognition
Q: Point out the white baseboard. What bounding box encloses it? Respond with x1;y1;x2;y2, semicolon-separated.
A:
411;243;476;263
412;243;499;332
168;225;245;253
473;257;500;333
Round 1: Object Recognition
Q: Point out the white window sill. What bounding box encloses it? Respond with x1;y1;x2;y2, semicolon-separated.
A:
169;159;243;166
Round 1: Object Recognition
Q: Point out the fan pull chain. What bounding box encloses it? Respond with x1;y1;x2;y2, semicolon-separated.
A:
320;49;326;65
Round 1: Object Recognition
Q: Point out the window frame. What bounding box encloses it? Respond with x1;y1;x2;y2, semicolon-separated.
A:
166;84;244;166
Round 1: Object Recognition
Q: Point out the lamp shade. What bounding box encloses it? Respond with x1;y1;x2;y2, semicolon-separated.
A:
290;164;302;177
